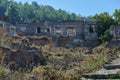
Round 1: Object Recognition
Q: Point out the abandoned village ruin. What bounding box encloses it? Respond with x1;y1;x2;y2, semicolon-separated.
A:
2;19;100;47
2;16;120;48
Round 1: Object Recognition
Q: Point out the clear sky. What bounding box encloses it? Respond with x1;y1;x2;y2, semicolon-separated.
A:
14;0;120;16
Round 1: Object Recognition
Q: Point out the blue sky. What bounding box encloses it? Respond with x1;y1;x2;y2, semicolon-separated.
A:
14;0;120;16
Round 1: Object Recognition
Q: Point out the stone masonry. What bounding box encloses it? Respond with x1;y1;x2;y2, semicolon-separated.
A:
3;19;99;47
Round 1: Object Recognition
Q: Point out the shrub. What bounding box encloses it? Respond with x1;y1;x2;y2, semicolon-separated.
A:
0;65;25;80
0;65;10;79
31;66;80;80
100;29;113;43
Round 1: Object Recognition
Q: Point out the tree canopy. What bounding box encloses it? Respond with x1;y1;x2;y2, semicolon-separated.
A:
92;12;115;43
0;0;81;23
5;1;20;24
113;9;120;26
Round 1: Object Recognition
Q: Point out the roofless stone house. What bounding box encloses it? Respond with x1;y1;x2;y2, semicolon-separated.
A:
3;19;99;47
109;26;120;47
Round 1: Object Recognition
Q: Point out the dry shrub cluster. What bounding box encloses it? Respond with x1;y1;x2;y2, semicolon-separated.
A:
31;65;80;80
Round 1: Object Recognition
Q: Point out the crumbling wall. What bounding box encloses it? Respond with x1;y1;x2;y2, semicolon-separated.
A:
28;36;52;46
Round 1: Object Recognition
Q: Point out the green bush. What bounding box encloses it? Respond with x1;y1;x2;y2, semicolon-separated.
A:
100;30;113;43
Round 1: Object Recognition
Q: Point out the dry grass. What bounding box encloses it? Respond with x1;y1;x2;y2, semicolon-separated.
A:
0;36;120;80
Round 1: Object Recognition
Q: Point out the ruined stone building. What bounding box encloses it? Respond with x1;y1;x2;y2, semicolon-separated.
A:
109;26;120;47
110;26;120;40
109;25;120;47
3;19;99;47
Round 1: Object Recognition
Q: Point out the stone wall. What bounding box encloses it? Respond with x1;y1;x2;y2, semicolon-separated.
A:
16;22;51;36
4;20;99;47
110;26;120;40
109;26;120;47
51;21;85;45
3;22;16;36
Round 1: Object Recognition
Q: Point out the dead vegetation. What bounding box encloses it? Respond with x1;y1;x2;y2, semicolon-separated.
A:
0;34;120;80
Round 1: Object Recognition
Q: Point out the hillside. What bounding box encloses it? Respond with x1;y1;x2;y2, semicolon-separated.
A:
0;35;120;80
0;0;120;80
0;28;120;79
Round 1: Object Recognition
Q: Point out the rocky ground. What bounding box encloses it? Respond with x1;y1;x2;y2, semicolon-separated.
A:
82;54;120;80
